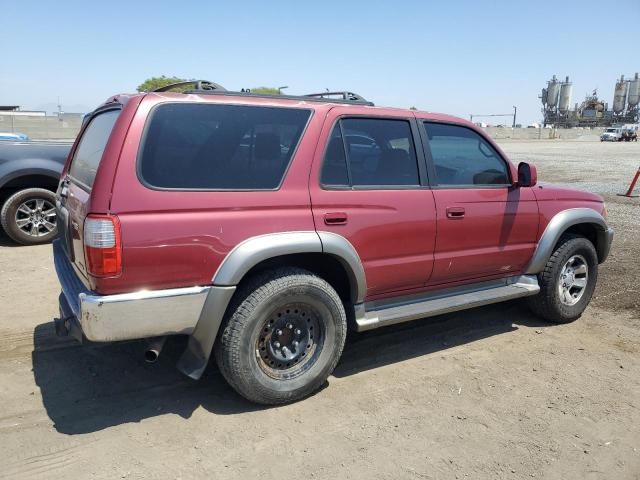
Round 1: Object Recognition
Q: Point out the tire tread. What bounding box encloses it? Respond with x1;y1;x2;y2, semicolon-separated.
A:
527;234;598;323
1;188;57;245
215;267;347;405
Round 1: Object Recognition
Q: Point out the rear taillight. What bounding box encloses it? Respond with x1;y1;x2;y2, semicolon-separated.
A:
84;214;122;277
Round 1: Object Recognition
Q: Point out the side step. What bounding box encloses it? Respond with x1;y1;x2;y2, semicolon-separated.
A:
356;275;540;332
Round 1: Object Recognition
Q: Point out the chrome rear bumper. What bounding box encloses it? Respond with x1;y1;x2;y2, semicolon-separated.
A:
53;240;213;342
79;286;211;341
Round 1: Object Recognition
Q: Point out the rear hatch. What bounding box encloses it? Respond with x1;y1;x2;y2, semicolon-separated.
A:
56;108;122;286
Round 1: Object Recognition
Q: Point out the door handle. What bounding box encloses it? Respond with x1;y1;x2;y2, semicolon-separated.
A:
324;212;348;225
446;207;465;219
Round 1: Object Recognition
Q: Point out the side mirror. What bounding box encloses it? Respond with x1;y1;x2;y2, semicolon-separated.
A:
517;162;537;187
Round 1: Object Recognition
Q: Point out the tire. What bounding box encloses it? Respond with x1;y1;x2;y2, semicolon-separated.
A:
527;235;598;323
215;267;347;405
0;188;58;245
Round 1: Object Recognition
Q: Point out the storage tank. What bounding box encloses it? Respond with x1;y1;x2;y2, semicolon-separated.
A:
628;72;640;107
613;75;628;113
546;75;560;107
559;76;572;113
540;88;548;105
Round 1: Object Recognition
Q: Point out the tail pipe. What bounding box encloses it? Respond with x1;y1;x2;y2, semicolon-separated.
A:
144;336;167;363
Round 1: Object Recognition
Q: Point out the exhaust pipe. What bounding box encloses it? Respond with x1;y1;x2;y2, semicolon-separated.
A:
144;336;167;363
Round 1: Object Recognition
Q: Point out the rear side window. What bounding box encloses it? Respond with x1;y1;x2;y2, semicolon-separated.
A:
69;109;120;188
320;118;420;188
423;122;510;187
139;103;311;190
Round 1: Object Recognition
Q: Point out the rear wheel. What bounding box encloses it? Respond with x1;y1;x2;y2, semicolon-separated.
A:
215;267;347;405
0;188;57;245
527;235;598;323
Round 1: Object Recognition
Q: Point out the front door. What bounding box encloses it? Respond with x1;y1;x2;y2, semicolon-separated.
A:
309;109;437;298
419;121;539;285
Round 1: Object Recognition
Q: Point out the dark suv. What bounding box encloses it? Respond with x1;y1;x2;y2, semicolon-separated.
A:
53;82;613;404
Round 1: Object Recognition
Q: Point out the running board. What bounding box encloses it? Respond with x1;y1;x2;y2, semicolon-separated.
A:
356;275;540;332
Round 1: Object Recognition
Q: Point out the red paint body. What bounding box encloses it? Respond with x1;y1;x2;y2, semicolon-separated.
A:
58;92;606;300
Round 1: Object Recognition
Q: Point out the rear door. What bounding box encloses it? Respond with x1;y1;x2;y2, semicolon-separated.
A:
57;108;121;281
309;108;437;298
419;121;539;285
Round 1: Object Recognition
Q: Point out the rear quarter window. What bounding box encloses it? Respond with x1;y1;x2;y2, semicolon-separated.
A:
138;103;311;190
68;109;120;189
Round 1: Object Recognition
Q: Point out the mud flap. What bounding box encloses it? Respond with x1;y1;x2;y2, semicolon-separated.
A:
177;286;236;380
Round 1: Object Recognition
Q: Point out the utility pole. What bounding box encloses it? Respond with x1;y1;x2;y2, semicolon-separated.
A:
278;86;289;95
512;106;517;128
57;96;64;122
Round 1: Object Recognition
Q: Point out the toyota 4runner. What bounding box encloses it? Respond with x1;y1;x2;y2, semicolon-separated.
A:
53;81;613;404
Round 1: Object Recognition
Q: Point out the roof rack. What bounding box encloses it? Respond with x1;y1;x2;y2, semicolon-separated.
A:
304;91;369;103
153;80;227;92
152;81;374;106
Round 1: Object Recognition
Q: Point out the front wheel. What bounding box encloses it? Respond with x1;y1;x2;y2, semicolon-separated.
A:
527;235;598;323
215;267;347;405
0;188;58;245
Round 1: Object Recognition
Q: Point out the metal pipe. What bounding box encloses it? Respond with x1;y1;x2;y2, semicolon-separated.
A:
144;336;167;363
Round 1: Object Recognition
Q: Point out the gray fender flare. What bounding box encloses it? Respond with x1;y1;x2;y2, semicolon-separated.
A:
525;208;611;274
212;230;366;303
178;231;367;379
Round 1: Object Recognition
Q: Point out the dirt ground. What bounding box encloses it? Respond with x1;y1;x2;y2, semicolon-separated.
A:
0;140;638;479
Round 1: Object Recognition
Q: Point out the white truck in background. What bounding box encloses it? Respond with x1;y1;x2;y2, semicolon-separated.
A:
600;127;623;142
600;125;639;142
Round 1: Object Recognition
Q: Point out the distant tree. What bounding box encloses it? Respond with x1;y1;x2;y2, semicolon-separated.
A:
409;106;418;111
250;87;281;95
136;76;190;92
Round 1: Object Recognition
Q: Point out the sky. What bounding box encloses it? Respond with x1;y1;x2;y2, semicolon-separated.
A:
1;0;639;125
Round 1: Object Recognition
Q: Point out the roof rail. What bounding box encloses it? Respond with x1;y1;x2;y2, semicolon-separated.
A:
153;80;227;92
304;91;369;102
152;84;374;106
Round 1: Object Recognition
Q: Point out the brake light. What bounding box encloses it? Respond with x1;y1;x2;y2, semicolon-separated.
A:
84;214;122;277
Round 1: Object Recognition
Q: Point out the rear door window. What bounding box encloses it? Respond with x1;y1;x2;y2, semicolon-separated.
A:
138;103;311;190
320;118;420;188
68;109;120;189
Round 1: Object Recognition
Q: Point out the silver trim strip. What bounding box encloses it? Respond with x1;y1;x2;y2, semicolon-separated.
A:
526;208;609;274
357;275;540;332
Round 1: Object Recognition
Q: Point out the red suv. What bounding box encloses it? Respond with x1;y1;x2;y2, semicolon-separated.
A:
53;81;613;405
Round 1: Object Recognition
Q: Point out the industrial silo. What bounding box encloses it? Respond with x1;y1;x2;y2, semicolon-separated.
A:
628;72;640;107
559;76;572;113
613;75;628;113
540;88;548;105
546;75;560;108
